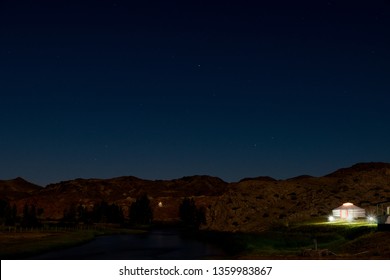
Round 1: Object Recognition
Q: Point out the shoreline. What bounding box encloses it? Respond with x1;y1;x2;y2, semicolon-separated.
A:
0;228;145;260
1;222;389;260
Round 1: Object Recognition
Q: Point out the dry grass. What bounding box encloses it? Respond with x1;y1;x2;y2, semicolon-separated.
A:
0;228;144;259
336;231;390;259
0;231;95;259
234;220;389;260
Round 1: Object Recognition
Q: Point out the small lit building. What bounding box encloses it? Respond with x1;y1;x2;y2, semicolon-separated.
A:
332;202;366;220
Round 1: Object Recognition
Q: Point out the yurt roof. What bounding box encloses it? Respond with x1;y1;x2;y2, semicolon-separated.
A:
333;202;364;210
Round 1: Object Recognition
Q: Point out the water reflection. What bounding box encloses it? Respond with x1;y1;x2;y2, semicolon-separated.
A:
30;229;225;260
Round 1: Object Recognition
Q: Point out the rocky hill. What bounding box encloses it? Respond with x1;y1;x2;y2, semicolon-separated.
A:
2;162;390;232
11;175;228;221
0;177;42;200
203;162;390;232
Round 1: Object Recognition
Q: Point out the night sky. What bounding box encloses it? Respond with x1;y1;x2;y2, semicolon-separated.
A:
1;0;389;186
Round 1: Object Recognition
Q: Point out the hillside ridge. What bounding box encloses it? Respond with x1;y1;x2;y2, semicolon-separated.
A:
1;162;389;232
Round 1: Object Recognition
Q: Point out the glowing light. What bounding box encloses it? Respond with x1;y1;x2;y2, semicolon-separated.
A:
342;202;354;206
328;216;335;222
367;216;377;223
158;201;163;207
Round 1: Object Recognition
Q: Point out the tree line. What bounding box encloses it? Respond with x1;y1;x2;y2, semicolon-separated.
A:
0;195;206;229
62;201;125;225
0;199;43;227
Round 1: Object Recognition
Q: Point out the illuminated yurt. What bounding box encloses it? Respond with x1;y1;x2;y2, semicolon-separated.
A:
332;202;366;220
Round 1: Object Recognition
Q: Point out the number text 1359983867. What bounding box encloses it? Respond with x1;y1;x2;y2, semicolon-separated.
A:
212;266;272;276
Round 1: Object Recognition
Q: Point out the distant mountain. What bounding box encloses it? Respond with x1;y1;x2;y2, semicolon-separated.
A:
286;175;315;181
0;177;42;200
325;162;390;178
2;162;390;232
239;176;277;183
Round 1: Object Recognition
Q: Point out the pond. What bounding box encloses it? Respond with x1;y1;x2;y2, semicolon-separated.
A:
30;229;226;260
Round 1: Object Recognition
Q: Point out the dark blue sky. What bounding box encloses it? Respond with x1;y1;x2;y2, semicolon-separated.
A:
1;0;389;186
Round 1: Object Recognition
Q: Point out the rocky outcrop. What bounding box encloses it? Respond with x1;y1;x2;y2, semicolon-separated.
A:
11;175;228;220
0;177;42;200
2;162;390;232
203;163;390;232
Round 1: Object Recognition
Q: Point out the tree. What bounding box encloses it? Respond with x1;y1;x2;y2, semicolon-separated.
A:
0;200;17;226
76;201;125;225
77;204;92;224
21;203;39;227
6;204;17;226
129;194;153;225
107;203;124;224
179;197;206;229
0;199;7;221
30;204;38;225
62;203;77;224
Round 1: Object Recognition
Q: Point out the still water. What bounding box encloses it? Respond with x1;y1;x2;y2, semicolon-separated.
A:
30;229;225;260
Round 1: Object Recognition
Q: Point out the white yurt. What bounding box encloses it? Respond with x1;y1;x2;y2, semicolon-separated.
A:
332;202;366;219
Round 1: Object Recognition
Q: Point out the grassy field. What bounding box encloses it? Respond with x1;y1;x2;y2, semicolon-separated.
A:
0;227;144;259
196;218;389;259
230;219;389;259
